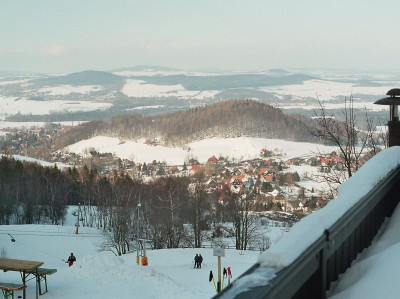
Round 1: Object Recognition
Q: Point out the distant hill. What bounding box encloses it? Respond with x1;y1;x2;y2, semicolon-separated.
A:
131;73;315;90
54;99;318;149
32;70;125;86
110;65;182;72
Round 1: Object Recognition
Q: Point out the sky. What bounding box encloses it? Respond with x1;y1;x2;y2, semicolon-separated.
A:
1;0;400;73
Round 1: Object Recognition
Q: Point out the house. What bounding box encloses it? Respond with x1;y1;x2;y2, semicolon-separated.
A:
320;157;330;166
205;178;219;189
231;175;244;186
262;174;274;183
207;155;218;164
190;165;203;173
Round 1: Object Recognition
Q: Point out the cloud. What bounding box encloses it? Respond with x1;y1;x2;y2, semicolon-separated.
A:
43;45;65;56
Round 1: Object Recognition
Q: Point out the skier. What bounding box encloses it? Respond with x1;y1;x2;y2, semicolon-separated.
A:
226;266;232;285
67;253;76;267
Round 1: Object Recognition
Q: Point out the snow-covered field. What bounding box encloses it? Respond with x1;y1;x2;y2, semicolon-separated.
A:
121;79;220;99
0;96;111;117
263;79;392;101
65;136;339;166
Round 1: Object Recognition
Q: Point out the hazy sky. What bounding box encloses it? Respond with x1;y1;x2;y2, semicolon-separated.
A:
1;0;400;73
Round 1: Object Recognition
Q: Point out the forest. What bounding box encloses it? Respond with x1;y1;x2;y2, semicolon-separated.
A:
53;99;319;149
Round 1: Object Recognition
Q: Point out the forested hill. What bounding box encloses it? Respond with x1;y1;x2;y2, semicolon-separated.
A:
54;100;317;148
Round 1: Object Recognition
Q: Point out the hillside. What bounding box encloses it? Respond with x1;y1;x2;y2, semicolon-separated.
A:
33;70;125;86
54;99;318;149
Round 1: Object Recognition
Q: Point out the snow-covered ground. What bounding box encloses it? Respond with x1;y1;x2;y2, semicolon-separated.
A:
0;207;283;299
38;84;103;95
263;79;393;101
0;96;111;117
121;79;220;99
328;203;400;299
0;121;88;129
65;136;339;166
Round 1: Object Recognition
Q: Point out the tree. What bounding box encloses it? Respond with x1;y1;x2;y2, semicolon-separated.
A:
187;172;210;248
225;187;259;250
152;176;189;248
308;96;385;197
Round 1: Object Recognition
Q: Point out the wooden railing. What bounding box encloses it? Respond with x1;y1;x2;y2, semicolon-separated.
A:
214;159;400;299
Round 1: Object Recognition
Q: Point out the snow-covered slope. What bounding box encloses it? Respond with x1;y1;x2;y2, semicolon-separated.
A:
65;136;338;165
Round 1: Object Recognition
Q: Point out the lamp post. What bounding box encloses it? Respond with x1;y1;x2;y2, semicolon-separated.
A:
374;88;400;147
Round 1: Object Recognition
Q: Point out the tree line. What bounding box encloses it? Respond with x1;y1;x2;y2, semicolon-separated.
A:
0;157;273;255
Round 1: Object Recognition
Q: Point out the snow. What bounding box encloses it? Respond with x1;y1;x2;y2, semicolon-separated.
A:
278;100;387;112
220;146;400;298
0;78;33;86
0;96;111;116
6;155;70;170
0;121;88;129
65;136;339;165
38;85;103;95
328;204;400;299
260;146;400;267
263;79;395;101
121;79;219;99
264;78;399;112
0;209;265;299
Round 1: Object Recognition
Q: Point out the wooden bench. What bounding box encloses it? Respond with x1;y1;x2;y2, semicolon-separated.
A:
28;268;57;295
0;282;26;299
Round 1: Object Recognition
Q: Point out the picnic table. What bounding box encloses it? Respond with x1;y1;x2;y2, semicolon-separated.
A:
0;258;43;299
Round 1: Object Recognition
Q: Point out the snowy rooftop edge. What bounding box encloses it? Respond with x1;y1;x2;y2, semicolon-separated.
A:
258;146;400;268
220;147;400;296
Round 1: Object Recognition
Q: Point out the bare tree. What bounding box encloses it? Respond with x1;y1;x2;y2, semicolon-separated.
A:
226;188;259;250
98;208;132;256
309;96;386;196
187;172;209;248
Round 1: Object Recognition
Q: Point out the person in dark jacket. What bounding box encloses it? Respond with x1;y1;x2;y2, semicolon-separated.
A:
198;254;203;268
67;253;76;267
194;254;199;268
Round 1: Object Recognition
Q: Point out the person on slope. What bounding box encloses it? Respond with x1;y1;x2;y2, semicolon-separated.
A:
67;253;76;267
194;254;199;268
198;254;203;268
